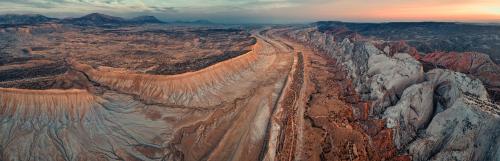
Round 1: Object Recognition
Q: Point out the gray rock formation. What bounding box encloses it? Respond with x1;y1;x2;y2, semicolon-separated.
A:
287;26;500;161
367;52;424;114
408;69;499;161
288;27;424;115
384;81;435;149
384;69;499;161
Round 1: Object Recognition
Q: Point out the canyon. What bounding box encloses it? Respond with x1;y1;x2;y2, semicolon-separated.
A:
0;13;499;161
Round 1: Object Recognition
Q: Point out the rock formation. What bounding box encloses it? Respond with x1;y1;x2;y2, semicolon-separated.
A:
0;88;172;160
407;69;499;161
286;23;500;161
419;52;500;103
70;42;262;107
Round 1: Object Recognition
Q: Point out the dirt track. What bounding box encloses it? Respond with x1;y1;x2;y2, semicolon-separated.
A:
259;28;404;161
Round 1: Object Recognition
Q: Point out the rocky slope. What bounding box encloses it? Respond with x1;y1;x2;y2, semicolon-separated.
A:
286;24;500;161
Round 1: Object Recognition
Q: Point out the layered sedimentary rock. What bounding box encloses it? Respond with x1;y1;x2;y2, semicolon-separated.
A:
71;42;262;107
0;88;172;161
0;29;295;161
286;24;500;161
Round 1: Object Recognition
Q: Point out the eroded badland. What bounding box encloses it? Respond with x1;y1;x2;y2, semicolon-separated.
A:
0;14;499;161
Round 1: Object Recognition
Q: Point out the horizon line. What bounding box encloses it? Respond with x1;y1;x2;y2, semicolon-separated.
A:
1;12;500;25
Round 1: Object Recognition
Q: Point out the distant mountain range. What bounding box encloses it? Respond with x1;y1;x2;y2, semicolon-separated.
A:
0;13;165;26
0;14;57;25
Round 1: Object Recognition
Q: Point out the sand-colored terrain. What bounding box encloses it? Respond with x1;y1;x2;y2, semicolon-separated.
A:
0;25;296;160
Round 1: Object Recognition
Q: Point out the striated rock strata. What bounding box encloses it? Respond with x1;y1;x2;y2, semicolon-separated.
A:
0;88;171;160
0;36;295;161
71;42;263;107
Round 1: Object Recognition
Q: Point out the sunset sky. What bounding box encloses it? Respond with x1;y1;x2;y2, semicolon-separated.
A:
0;0;499;23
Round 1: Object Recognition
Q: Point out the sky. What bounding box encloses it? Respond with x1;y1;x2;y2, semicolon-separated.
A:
0;0;499;23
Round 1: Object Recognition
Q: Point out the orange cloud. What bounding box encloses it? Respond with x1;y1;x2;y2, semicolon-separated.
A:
318;0;500;22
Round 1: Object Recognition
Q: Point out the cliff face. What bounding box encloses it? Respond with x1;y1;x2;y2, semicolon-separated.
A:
287;25;500;161
71;42;262;107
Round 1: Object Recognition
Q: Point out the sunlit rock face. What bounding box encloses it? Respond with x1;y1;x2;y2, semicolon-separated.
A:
69;45;262;107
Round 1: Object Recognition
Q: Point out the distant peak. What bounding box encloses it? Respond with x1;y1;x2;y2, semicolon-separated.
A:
62;13;126;26
80;13;124;20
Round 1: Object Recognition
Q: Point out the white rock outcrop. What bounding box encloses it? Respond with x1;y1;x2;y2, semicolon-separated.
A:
288;26;500;161
383;81;435;149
